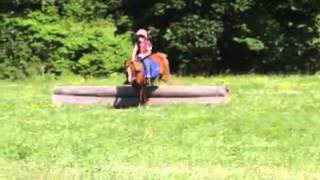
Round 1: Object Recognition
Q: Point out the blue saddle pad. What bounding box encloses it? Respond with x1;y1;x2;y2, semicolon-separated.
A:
144;59;160;78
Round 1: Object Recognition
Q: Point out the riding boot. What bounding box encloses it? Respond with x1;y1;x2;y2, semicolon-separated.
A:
146;78;151;86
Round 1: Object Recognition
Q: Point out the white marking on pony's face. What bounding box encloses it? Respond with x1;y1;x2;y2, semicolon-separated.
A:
127;67;132;83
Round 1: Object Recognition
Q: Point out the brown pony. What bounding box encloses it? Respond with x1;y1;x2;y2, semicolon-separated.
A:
126;52;171;105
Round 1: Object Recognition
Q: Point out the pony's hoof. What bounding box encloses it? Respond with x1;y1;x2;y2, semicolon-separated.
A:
138;103;144;107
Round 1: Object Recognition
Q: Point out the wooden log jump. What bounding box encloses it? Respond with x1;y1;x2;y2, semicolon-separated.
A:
52;85;230;108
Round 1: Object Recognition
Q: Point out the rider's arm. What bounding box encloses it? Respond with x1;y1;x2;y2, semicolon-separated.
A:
145;45;152;56
131;44;138;61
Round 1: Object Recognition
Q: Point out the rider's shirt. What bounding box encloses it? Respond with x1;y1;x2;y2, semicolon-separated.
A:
136;40;152;59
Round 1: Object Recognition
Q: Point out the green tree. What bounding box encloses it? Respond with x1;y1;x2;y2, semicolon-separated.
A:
108;0;320;74
1;0;319;78
0;11;131;79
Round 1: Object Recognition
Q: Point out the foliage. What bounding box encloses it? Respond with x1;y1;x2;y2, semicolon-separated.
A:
235;0;320;73
108;0;320;74
0;0;320;78
0;75;320;178
108;0;226;74
163;15;223;74
233;37;265;51
313;15;320;73
0;12;131;79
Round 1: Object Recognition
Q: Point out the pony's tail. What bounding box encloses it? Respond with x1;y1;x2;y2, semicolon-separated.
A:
161;54;171;84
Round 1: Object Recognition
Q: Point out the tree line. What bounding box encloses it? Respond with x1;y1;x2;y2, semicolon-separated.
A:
0;0;319;79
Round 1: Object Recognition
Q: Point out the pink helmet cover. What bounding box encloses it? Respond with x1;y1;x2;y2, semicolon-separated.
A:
136;29;148;38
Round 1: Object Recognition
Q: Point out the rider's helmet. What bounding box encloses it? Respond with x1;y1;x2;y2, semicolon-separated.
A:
136;29;148;38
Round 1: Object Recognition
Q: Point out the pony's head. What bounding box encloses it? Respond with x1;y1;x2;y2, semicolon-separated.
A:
126;60;144;86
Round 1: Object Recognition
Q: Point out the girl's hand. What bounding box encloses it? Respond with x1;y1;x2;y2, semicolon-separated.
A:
137;55;144;60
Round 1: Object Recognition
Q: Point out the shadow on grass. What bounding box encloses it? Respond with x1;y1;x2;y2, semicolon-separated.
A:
113;85;159;109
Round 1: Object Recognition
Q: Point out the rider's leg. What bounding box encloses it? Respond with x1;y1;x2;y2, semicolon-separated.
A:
143;59;152;80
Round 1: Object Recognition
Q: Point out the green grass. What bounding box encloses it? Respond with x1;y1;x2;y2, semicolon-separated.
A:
0;74;320;179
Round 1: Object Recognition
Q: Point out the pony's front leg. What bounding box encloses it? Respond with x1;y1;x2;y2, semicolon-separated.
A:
139;86;147;105
126;67;132;83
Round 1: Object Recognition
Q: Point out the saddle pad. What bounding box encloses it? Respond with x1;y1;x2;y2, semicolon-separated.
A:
144;59;160;78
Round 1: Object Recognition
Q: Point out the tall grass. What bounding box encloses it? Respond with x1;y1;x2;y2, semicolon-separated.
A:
0;74;320;179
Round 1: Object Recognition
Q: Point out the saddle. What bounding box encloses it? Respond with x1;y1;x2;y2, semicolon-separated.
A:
130;59;160;79
143;59;160;79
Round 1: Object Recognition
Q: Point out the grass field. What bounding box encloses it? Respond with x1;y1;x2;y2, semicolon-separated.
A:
0;74;320;179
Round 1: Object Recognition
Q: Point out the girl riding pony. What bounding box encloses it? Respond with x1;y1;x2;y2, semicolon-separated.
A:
130;29;153;84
